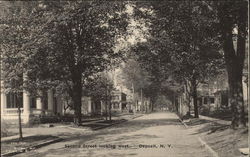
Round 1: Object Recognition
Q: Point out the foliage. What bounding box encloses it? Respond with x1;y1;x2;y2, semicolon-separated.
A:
84;72;114;101
131;1;225;117
0;2;41;95
1;1;130;125
214;0;248;127
119;59;150;93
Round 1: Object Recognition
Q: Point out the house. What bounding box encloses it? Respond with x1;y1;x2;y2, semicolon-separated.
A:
1;82;64;124
197;71;248;111
110;89;127;112
1;78;104;124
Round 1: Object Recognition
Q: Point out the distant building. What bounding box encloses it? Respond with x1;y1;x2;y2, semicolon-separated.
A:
177;70;248;117
111;89;127;112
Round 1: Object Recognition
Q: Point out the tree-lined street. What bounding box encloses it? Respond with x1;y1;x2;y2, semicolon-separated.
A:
14;112;210;157
0;1;248;156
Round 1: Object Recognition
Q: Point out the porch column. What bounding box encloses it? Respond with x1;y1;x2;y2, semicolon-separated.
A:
119;102;122;111
1;84;7;115
48;89;54;113
100;101;104;115
22;89;31;123
36;90;43;110
23;90;30;114
22;73;30;123
88;98;92;114
36;97;43;115
92;100;96;114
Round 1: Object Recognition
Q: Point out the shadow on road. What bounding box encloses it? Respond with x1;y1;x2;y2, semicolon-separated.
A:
56;117;182;144
187;118;231;135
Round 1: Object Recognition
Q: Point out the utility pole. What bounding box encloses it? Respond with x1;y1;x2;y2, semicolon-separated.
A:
105;70;108;121
173;92;176;113
140;88;143;112
108;86;111;121
132;82;135;114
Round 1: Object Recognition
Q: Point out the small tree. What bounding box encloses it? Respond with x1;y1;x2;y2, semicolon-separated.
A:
84;72;114;120
0;1;43;140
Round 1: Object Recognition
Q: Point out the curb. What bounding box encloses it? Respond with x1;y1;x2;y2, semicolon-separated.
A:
177;115;219;157
198;137;219;157
1;137;63;157
177;118;189;128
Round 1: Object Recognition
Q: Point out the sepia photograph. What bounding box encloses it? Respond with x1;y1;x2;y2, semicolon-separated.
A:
0;1;249;157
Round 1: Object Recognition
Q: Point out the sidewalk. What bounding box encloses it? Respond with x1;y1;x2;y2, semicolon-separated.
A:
1;115;143;156
1;133;36;142
1;113;143;156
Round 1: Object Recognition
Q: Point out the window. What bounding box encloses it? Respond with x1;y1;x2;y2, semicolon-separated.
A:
43;94;48;110
203;98;207;104
53;97;57;113
210;98;215;104
6;93;23;108
112;103;119;109
30;97;37;108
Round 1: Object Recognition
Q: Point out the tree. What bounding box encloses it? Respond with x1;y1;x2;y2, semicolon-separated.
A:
119;59;159;111
84;72;114;120
215;1;248;128
38;1;128;125
200;0;248;128
0;1;43;140
132;1;224;118
1;1;129;126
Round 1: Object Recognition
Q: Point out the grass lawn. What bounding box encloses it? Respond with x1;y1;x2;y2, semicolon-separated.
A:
186;118;248;157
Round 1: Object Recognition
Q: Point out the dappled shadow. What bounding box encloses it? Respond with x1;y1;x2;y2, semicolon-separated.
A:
189;119;231;135
184;119;211;126
56;117;182;144
81;119;126;130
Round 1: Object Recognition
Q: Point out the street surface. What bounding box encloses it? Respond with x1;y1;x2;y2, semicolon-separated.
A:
15;112;211;157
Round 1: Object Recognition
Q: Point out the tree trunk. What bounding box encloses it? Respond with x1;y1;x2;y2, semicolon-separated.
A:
228;64;246;128
105;101;108;120
171;93;177;113
72;72;82;126
221;25;246;128
151;97;156;112
193;89;199;118
191;80;199;118
218;1;247;128
185;80;191;116
186;92;191;116
105;86;108;121
109;100;111;121
108;91;111;121
151;101;154;112
16;94;23;141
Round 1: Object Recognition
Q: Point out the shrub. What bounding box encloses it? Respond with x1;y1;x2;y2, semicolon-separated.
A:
200;105;210;116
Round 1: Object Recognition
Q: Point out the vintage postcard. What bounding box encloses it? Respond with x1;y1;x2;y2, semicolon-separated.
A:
0;1;249;157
